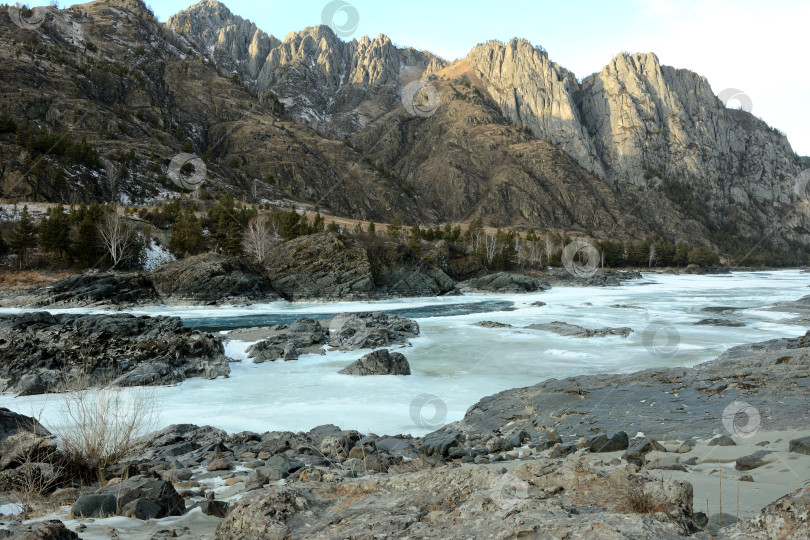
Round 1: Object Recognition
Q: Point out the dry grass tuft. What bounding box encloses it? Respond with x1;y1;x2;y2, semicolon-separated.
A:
0;270;76;289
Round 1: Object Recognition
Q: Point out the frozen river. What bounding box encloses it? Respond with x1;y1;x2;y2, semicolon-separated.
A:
1;270;808;436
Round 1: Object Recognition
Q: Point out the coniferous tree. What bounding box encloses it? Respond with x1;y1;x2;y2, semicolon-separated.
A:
75;216;102;268
39;203;70;256
10;205;37;268
169;209;206;258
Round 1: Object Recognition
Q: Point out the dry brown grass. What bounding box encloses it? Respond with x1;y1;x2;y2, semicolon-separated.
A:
0;270;77;290
617;484;673;516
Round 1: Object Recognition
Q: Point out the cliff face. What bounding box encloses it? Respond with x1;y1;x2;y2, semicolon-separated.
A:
169;2;444;135
464;42;807;241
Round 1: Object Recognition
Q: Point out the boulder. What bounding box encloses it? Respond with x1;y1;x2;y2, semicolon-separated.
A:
708;435;736;447
151;252;280;305
338;349;411;376
120;497;163;520
263;233;454;300
588;432;629;453
71;493;118;518
96;476;185;518
735;451;772;471
0;520;79;539
459;272;550;293
788;436;810;455
622;438;666;462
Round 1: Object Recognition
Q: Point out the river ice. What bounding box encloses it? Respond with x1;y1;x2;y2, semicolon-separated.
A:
1;270;807;436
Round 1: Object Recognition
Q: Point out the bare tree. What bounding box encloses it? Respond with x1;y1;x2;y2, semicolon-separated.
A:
99;211;137;269
648;244;657;268
543;235;556;266
483;234;501;265
243;215;280;264
529;241;543;268
104;160;120;203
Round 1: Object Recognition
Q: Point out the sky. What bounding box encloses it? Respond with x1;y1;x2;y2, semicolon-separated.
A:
30;0;810;155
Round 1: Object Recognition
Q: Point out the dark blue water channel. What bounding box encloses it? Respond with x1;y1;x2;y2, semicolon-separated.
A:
182;299;515;332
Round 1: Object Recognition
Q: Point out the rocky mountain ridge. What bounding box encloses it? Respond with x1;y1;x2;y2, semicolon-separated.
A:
168;1;809;249
0;0;807;262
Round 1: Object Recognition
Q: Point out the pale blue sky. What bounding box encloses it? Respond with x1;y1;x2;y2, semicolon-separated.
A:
29;1;810;155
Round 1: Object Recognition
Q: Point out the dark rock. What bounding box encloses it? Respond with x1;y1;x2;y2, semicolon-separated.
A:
526;321;633;338
96;476;185;518
264;454;304;474
419;431;461;457
788;436;810;455
735;450;772;471
264;233;454;300
0;519;80;539
708;435;736;447
739;475;754;482
707;512;739;534
338;349;411;376
193;499;229;518
71;493;118;518
588;431;629;453
0;313;230;395
459;272;550;293
474;321;513;328
622;438;665;462
151;252;280;305
121;497;163;520
550;443;576;458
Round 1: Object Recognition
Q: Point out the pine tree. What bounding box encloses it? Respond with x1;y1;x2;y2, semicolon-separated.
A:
367;221;376;234
169;210;206;258
39;203;70;256
10;205;37;268
0;229;9;258
75;216;102;268
386;216;402;239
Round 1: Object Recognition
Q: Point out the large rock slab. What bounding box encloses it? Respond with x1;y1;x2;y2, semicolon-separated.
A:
215;457;694;539
151;252;280;305
0;313;230;395
458;272;550;293
427;331;810;444
338;349;411;376
264;233;454;300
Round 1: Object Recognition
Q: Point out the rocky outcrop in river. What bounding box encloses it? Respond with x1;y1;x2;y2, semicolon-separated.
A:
0;313;230;395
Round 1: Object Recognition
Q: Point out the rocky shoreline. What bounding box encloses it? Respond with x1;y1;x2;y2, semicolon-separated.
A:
0;323;807;538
